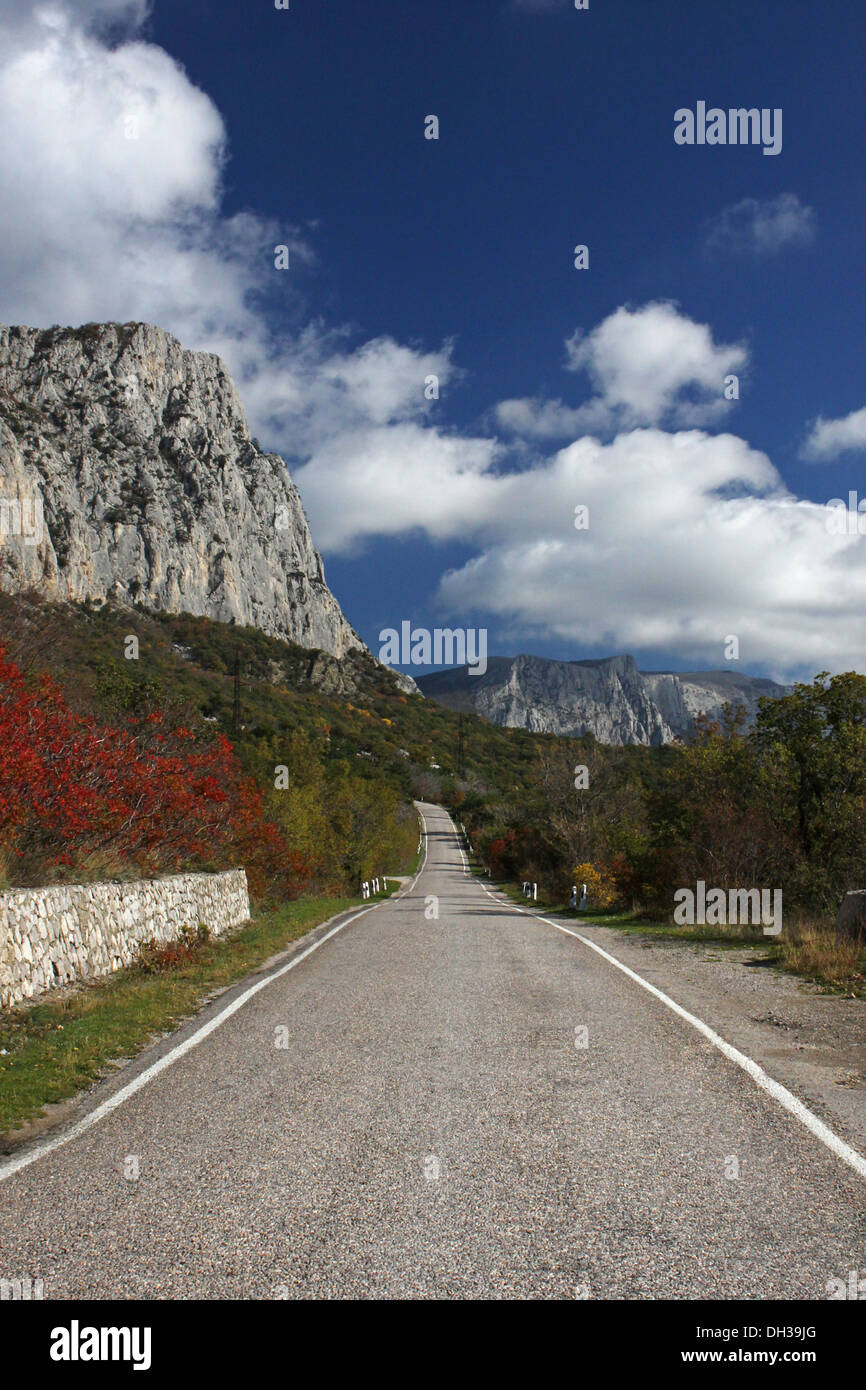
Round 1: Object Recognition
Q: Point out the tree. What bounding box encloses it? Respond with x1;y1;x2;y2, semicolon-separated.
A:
0;643;309;901
755;673;866;907
532;739;646;892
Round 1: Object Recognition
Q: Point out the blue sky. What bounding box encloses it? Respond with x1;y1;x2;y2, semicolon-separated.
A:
1;0;865;680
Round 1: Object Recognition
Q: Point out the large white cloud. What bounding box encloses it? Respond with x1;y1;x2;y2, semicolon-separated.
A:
0;29;223;226
298;408;866;677
0;2;259;336
295;424;503;554
434;430;856;679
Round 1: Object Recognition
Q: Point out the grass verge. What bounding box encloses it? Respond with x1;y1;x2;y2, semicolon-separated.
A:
0;892;372;1145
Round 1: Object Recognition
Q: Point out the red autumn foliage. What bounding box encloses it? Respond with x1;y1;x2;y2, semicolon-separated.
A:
0;644;309;900
486;832;518;880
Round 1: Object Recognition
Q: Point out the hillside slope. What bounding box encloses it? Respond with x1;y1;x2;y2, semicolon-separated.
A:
0;592;563;805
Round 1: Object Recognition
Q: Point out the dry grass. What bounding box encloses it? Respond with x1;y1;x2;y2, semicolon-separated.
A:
778;918;866;995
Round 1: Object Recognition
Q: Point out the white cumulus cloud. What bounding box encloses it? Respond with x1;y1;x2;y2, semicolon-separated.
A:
296;407;866;677
495;302;746;439
433;429;866;678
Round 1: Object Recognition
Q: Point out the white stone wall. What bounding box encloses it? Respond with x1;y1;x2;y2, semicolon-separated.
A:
0;869;250;1010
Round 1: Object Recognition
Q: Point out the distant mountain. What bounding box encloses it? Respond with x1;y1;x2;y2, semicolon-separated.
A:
416;653;791;746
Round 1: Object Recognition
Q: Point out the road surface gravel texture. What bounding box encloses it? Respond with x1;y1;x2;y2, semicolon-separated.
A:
0;803;863;1299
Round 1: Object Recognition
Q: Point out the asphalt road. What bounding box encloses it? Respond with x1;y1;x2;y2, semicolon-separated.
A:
1;802;864;1300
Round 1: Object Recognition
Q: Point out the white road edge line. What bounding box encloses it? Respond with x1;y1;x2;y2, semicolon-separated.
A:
449;809;866;1183
0;813;430;1184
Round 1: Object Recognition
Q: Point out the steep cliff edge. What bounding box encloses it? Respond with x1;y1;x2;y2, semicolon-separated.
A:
0;322;363;659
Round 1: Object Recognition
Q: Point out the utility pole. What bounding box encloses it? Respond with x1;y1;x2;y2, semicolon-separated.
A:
457;713;465;780
232;648;241;736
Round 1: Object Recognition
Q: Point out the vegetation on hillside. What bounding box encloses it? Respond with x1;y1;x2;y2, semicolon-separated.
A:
1;591;863;998
453;674;866;992
0;592;562;899
458;675;866;919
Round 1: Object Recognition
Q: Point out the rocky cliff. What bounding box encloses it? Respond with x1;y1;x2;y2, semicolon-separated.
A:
417;654;789;745
0;322;363;659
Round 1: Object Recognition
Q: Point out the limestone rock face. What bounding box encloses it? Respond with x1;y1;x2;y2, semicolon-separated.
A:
641;668;789;738
0;321;363;659
480;653;671;744
418;654;790;746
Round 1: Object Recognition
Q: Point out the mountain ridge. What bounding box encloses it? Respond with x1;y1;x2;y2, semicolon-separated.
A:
416;652;791;745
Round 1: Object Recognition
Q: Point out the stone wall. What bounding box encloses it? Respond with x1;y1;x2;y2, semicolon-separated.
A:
0;869;250;1010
